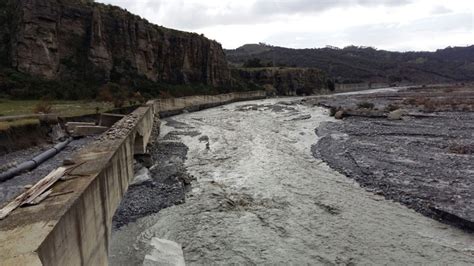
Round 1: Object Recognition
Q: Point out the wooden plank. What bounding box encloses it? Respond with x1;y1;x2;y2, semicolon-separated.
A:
48;190;74;198
24;189;53;206
0;167;66;220
22;167;66;205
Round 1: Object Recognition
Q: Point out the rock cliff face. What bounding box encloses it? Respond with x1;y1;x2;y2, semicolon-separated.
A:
233;68;328;96
4;0;231;87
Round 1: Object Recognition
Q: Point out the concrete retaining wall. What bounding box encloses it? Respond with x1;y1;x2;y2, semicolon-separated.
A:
153;91;266;117
0;91;265;265
335;83;391;92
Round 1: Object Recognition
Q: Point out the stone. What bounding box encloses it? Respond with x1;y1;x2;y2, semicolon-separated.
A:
73;126;109;137
334;110;345;120
131;167;151;185
143;238;185;266
62;158;76;166
388;109;404;120
99;113;125;127
66;122;96;134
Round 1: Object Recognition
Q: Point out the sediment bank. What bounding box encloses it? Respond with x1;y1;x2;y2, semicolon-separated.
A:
307;86;474;230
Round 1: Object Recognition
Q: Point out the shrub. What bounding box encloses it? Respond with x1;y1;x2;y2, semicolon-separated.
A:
448;144;474;155
385;103;400;112
33;98;53;114
243;58;264;68
159;90;173;99
97;85;114;102
97;83;130;108
130;91;145;105
327;79;335;91
113;87;129;108
329;107;338;116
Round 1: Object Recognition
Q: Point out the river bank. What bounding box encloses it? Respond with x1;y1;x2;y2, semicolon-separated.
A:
307;86;474;230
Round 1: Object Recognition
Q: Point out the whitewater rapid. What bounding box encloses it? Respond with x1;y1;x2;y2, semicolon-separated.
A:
110;97;473;265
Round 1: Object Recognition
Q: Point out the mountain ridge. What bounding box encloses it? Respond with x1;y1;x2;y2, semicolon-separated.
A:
226;43;474;84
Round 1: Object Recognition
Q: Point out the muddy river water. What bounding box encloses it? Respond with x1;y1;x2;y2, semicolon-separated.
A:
110;97;473;265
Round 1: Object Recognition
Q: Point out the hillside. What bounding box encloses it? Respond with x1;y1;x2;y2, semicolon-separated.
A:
226;44;474;84
0;0;232;99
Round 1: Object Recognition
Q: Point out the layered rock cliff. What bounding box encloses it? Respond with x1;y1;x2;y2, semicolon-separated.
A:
3;0;231;87
233;68;328;96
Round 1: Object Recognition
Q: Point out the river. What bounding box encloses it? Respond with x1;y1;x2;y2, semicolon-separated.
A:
110;97;473;265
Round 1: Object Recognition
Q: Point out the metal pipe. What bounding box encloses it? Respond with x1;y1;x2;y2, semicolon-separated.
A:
0;138;71;182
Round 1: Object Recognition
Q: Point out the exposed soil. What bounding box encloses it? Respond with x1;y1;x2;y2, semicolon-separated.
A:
307;86;474;230
0;123;51;156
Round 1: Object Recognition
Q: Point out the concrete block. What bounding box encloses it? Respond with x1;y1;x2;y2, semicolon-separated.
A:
143;238;185;266
39;114;59;124
65;122;96;134
99;113;125;127
73;126;108;136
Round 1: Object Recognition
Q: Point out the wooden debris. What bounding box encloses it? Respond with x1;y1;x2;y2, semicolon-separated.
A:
0;167;66;220
22;167;66;205
48;190;74;198
23;189;52;206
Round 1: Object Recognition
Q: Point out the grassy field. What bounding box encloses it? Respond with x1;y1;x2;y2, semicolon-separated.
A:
0;99;118;117
0;99;121;130
0;118;39;131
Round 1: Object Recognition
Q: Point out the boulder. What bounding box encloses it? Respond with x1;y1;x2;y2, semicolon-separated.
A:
143;238;185;266
334;110;345;120
388;109;405;120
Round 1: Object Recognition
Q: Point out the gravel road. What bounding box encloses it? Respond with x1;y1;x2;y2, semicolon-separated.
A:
110;97;473;265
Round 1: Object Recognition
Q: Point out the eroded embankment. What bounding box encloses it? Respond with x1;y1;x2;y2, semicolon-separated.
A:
110;98;473;265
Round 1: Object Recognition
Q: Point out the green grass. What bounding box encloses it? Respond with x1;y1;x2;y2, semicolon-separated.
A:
0;99;128;131
0;118;39;131
0;99;117;117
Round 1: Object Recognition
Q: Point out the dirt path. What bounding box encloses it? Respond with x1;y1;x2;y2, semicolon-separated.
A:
111;98;473;265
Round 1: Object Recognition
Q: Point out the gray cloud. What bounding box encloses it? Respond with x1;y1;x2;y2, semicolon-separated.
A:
96;0;472;51
263;12;473;51
431;5;452;15
253;0;411;16
98;0;413;29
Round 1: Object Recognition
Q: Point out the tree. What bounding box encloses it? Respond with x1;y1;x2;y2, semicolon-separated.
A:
243;58;264;68
327;79;335;91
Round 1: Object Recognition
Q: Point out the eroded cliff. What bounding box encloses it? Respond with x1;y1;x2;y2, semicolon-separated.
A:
4;0;231;87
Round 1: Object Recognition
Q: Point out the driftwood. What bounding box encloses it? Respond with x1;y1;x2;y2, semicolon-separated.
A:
0;167;66;220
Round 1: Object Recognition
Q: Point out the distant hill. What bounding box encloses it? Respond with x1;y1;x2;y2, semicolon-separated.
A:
226;44;474;84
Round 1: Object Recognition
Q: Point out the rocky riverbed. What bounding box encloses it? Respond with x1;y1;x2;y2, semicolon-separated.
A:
307;86;474;230
110;96;474;265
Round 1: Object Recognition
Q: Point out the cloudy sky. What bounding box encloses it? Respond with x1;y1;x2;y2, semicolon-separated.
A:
97;0;473;51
